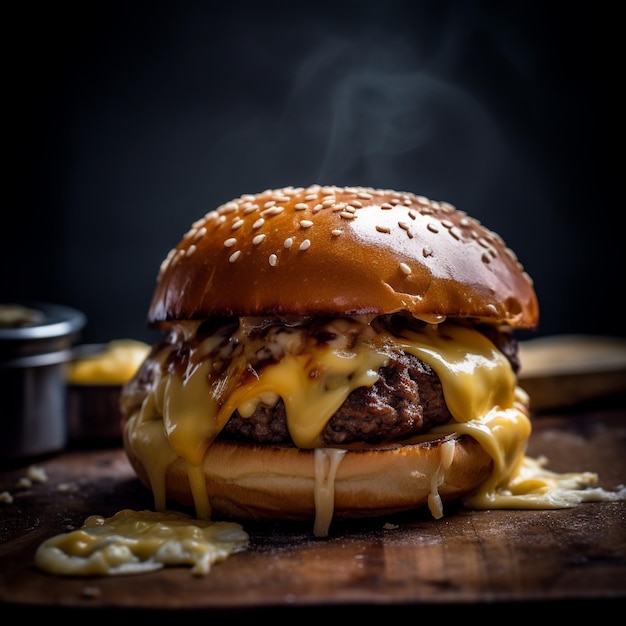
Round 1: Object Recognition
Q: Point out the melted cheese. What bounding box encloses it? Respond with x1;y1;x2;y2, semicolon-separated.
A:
428;438;456;520
314;448;347;537
125;318;625;538
34;509;249;577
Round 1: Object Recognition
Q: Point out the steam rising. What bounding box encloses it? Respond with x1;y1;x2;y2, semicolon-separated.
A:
274;27;504;199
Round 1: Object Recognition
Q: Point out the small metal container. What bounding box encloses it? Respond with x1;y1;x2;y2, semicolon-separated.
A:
0;302;86;460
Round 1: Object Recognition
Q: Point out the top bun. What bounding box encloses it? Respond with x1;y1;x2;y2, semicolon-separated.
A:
149;185;538;328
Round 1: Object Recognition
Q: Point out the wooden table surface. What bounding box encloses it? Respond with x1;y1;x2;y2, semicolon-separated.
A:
1;400;625;614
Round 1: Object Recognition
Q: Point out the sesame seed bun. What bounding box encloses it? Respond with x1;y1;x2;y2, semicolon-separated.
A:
121;185;538;536
149;185;538;328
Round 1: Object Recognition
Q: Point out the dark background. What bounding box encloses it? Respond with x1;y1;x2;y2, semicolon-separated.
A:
3;1;621;345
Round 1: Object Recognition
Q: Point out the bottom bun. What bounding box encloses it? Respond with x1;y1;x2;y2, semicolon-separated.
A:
124;432;493;522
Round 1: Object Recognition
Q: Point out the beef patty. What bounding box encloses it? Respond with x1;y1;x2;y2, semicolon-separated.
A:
221;350;452;445
220;322;519;446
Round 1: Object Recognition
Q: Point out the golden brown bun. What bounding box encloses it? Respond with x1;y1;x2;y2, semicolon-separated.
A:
123;428;493;521
149;185;538;329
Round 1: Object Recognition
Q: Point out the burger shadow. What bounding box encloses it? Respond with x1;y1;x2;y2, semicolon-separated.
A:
240;503;450;548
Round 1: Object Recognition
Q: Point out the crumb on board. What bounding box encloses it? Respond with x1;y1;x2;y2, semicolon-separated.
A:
26;465;48;483
81;586;102;599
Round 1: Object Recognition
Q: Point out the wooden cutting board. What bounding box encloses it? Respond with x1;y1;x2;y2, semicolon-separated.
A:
518;334;626;411
1;405;625;611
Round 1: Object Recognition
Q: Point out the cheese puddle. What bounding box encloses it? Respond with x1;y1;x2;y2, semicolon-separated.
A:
35;509;249;577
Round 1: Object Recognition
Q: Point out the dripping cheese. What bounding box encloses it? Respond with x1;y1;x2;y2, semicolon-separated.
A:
124;317;624;538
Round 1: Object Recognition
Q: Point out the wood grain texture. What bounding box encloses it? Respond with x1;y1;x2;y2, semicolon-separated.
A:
1;407;625;612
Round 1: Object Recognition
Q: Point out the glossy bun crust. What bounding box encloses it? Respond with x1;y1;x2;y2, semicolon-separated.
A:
149;185;538;329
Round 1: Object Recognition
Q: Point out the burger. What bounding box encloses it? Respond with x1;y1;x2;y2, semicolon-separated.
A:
120;184;539;537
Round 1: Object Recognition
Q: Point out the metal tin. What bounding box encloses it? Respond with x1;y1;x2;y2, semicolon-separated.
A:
0;302;86;459
66;343;125;444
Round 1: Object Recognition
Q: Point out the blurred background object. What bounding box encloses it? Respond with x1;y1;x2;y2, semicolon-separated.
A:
3;0;621;344
0;302;86;458
66;339;150;444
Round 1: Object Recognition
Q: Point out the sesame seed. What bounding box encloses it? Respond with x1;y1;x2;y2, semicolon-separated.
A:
269;254;278;266
427;222;439;233
252;218;265;229
376;225;391;234
486;304;498;314
408;210;417;220
505;247;519;262
253;234;266;245
160;249;176;274
284;237;293;248
263;200;276;208
356;191;372;199
224;237;237;247
185;244;196;257
261;206;285;217
449;226;462;240
481;252;491;264
423;246;433;257
399;262;411;275
243;204;258;214
381;203;393;210
304;194;318;201
219;202;238;214
295;203;308;211
322;198;335;208
441;219;454;229
231;218;244;231
398;221;410;231
229;250;241;263
300;219;313;228
193;227;207;241
312;204;323;212
331;229;343;236
340;211;355;219
299;239;311;250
